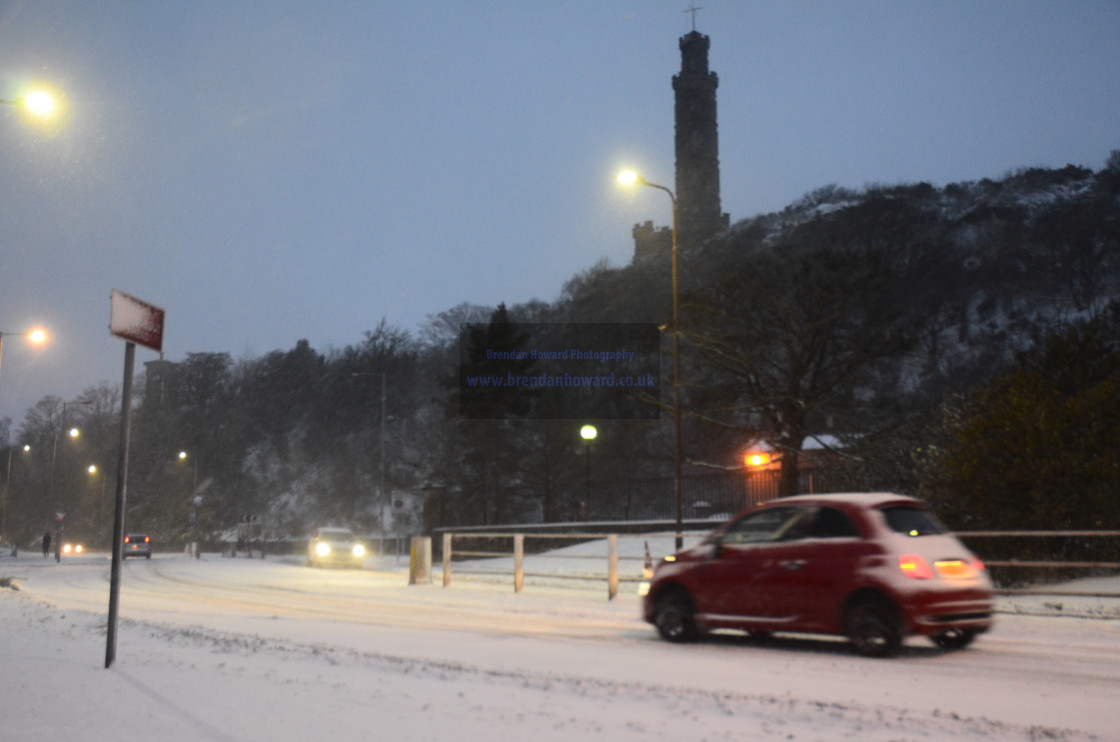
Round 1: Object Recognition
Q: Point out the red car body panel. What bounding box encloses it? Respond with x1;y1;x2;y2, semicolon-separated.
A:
643;493;994;643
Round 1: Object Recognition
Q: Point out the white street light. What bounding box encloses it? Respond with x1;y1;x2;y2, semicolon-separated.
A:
616;170;684;549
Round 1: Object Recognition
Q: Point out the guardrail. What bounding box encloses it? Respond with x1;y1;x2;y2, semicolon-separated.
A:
429;528;1120;601
957;530;1120;598
438;532;660;600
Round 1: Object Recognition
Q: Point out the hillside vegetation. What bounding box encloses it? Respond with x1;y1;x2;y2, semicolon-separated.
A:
4;154;1118;544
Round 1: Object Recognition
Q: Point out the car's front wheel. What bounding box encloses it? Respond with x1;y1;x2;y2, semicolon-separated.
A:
930;628;976;650
653;589;698;643
845;598;902;658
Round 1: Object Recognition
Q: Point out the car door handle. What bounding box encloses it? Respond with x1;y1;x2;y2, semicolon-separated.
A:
779;560;806;570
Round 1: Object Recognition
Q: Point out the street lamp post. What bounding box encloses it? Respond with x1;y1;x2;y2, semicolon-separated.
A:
580;425;597;520
617;171;684;549
2;444;31;554
178;451;201;558
87;464;109;549
0;327;48;386
1;90;57;116
48;400;92;561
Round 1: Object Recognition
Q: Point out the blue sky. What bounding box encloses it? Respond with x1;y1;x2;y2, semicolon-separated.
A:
1;0;1118;426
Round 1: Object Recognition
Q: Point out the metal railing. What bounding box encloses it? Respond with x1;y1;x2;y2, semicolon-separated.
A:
433;527;1120;602
438;532;662;600
957;530;1120;598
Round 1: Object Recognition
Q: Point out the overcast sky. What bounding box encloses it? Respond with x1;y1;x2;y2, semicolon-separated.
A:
2;0;1118;427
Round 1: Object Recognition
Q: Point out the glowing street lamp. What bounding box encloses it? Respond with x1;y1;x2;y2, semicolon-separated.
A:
178;451;202;558
2;444;32;552
47;400;92;561
0;327;49;385
1;88;60;119
616;169;684;549
744;452;772;469
580;425;598;517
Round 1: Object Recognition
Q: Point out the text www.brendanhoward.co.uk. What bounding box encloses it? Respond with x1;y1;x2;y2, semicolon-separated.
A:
464;371;656;388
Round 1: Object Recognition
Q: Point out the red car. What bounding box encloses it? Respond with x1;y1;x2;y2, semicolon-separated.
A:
641;493;993;657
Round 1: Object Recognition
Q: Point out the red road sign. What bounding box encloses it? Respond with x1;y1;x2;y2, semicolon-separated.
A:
110;289;165;352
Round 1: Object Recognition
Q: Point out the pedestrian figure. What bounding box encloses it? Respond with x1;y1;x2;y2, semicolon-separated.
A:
42;531;51;558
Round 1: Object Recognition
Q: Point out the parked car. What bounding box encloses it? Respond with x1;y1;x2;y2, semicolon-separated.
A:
123;533;152;559
307;527;366;568
641;493;994;657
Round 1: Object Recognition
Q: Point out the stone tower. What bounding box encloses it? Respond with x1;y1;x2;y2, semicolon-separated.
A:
633;27;728;262
674;30;726;251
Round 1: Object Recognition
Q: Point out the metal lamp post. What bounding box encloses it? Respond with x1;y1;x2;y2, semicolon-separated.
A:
48;401;92;561
0;327;48;385
0;90;57;116
580;424;598;519
2;444;31;554
617;171;684;549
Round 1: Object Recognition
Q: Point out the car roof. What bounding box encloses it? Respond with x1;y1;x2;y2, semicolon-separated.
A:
760;492;925;509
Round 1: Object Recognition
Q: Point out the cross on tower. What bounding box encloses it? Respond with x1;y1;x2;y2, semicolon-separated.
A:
684;2;703;32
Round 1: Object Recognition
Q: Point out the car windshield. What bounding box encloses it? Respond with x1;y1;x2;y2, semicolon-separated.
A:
881;506;945;537
319;531;353;540
722;507;809;544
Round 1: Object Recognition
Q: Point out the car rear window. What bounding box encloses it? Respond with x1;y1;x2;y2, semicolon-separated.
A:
881;506;944;536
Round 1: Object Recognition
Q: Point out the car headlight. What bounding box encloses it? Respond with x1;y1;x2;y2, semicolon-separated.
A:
352;544;366;558
315;542;331;557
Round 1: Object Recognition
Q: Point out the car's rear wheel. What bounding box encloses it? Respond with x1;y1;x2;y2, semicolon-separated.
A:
653;589;698;643
844;599;902;658
930;628;976;650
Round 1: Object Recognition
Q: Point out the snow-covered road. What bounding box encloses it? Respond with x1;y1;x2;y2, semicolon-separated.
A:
2;550;1118;741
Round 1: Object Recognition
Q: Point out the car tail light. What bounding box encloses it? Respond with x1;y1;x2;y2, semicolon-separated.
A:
933;559;977;579
899;554;934;579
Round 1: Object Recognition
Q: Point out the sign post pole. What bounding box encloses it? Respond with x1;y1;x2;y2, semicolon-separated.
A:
104;341;134;669
105;290;164;669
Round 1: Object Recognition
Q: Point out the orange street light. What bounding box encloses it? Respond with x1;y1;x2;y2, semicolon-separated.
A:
743;451;772;469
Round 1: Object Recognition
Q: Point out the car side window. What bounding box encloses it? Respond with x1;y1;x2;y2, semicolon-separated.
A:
809;506;862;539
722;507;807;545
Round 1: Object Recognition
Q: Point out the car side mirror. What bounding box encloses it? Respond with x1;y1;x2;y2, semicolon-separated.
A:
708;536;723;560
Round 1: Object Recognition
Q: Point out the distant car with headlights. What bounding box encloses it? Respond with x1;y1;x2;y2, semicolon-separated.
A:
123;533;152;559
641;493;993;657
62;542;84;555
307;527;366;568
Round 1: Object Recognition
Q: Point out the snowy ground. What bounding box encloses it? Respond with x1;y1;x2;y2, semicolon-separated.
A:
2;537;1118;742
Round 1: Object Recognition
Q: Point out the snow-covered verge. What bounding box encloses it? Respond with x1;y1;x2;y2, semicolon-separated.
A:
2;549;1117;742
